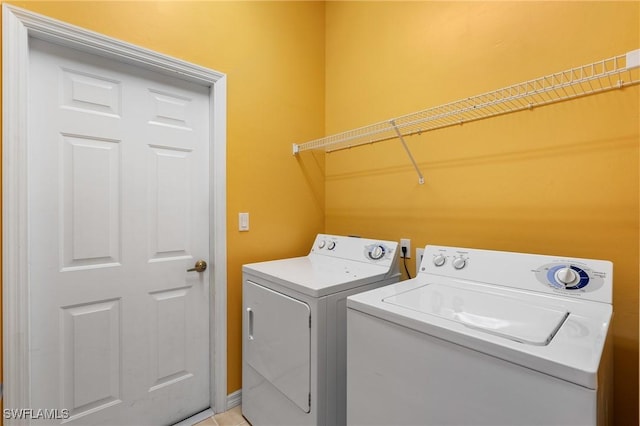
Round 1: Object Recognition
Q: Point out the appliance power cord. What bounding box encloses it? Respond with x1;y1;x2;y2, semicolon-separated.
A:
401;246;411;279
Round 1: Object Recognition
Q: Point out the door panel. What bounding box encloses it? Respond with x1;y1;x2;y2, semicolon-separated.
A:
61;299;122;418
61;68;122;116
62;135;121;269
28;37;211;425
149;287;192;391
148;89;192;129
148;145;192;260
244;281;311;413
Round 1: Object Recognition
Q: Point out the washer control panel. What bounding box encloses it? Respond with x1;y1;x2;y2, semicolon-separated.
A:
535;263;605;292
419;245;612;303
424;250;470;272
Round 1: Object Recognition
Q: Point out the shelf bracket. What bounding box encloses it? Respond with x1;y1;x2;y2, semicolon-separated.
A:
390;119;425;185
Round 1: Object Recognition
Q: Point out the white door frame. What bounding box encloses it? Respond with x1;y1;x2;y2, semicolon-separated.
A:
2;4;228;418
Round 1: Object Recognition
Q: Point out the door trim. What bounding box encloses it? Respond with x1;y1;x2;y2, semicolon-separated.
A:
2;4;228;418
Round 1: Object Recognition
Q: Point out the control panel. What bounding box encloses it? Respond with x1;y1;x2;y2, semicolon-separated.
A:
418;245;612;304
534;263;605;292
311;234;399;267
427;251;470;271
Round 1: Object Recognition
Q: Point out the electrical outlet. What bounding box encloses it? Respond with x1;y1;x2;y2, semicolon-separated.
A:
416;248;425;276
400;238;411;258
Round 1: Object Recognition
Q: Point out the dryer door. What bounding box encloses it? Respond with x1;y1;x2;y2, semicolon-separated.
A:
244;280;311;413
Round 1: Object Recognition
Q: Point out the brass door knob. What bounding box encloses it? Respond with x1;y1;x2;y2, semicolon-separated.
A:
187;260;207;272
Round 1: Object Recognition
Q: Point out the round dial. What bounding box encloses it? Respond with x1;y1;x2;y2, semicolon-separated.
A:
327;241;336;250
318;240;326;249
452;257;467;270
555;266;578;286
433;255;446;267
542;264;591;291
369;245;386;260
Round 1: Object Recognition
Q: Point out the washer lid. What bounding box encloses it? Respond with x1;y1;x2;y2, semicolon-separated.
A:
383;284;568;346
347;278;612;389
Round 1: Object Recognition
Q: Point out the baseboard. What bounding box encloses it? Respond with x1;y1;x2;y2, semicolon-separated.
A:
227;389;242;409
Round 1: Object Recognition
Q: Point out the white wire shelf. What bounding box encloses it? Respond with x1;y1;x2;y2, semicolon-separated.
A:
293;49;640;183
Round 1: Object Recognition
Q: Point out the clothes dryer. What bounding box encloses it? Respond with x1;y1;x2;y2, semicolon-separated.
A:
347;245;613;426
242;234;400;426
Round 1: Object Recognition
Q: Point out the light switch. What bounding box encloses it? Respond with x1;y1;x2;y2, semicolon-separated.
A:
239;212;249;231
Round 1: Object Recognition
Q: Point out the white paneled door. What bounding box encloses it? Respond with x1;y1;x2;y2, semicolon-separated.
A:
28;38;211;425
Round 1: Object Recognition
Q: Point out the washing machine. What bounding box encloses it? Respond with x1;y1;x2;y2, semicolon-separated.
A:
242;234;400;426
347;245;613;426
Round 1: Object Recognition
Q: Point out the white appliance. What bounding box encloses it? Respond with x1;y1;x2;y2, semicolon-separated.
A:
347;245;613;426
242;234;400;426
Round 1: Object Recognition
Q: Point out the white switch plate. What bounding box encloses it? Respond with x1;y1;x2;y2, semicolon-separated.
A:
239;212;249;231
416;248;425;276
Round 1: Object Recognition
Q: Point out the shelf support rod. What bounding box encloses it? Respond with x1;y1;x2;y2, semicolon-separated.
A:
390;119;425;185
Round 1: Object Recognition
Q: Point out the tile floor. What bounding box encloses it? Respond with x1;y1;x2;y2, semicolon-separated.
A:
195;406;249;426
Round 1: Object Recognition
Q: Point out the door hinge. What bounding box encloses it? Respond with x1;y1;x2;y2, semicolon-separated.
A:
309;315;311;328
309;393;311;408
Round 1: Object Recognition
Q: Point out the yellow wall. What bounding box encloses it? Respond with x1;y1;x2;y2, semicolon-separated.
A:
325;1;639;424
1;1;639;424
0;0;326;397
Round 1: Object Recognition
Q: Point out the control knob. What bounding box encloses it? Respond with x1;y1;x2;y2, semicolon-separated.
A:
555;266;578;286
433;255;446;267
452;257;467;270
327;241;336;250
318;240;326;249
369;245;386;260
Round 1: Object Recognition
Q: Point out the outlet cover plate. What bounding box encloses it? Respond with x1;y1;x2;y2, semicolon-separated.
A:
400;238;411;258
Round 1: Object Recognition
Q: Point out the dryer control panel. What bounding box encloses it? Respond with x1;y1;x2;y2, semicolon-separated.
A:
311;234;399;268
418;245;612;304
